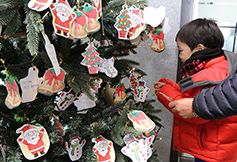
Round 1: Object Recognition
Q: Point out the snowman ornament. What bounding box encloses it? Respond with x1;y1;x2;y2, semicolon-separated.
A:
65;133;86;161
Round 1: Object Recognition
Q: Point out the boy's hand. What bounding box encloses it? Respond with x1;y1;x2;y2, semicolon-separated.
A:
153;81;166;91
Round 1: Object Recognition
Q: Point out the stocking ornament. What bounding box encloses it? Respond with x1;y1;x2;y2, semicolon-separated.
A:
52;115;65;136
20;67;43;103
65;133;86;161
54;89;77;111
92;135;115;162
128;110;155;133
37;67;66;96
50;0;76;38
16;124;50;160
4;77;21;109
98;57;118;78
28;0;53;12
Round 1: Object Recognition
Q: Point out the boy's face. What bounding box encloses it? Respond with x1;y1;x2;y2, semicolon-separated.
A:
177;39;197;63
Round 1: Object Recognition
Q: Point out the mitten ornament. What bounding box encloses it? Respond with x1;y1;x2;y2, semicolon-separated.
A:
20;67;43;103
73;90;97;114
54;89;77;111
65;133;86;161
16;124;50;160
28;0;53;12
50;0;76;38
114;82;127;103
38;67;66;96
114;4;132;39
128;110;155;133
121;134;154;162
80;3;100;33
143;6;165;28
151;29;165;53
70;6;88;39
98;57;118;78
5;77;21;109
92;135;115;162
129;72;138;90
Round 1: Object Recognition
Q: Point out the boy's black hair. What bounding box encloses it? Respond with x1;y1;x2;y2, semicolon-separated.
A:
176;18;224;50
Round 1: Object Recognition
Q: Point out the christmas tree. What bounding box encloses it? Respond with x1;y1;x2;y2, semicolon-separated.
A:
0;0;162;161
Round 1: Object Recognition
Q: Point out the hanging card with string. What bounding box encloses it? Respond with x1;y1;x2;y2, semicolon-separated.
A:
28;0;53;12
42;32;61;76
20;67;43;103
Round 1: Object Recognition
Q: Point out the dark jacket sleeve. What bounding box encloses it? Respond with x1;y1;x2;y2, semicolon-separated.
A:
193;74;237;119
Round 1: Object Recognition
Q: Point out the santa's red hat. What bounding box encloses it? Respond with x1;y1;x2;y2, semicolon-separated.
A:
92;135;107;146
16;124;38;137
56;0;71;12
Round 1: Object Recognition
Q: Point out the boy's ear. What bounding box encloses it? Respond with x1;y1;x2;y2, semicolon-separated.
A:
196;44;206;51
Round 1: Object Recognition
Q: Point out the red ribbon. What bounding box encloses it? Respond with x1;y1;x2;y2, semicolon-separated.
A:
83;9;97;24
115;85;125;97
152;32;164;44
6;80;18;97
45;70;65;86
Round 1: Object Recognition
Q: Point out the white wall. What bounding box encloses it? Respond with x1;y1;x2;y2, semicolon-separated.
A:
129;0;182;161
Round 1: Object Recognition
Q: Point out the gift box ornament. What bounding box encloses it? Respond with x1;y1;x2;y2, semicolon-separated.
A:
38;68;66;96
5;78;21;109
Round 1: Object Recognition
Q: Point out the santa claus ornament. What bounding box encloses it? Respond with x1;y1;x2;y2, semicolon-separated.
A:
121;134;154;162
50;0;76;38
28;0;53;12
128;110;155;133
16;124;50;160
92;135;115;162
65;133;86;161
20;67;43;103
37;67;66;96
4;77;21;109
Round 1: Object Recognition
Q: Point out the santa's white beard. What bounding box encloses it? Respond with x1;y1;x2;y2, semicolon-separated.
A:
56;11;69;22
26;135;40;145
98;147;108;157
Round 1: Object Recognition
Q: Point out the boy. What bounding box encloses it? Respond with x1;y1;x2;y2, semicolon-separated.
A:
154;18;237;162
